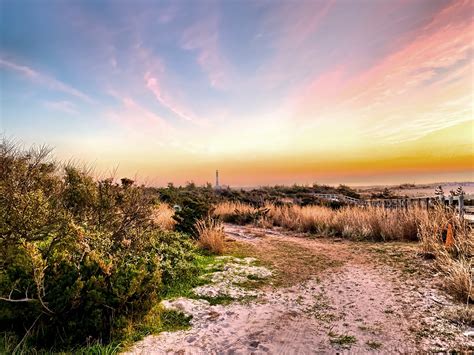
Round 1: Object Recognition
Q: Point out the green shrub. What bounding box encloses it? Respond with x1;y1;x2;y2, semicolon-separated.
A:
159;183;215;237
0;141;197;350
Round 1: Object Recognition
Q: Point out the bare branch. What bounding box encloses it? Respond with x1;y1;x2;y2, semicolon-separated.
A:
0;296;38;303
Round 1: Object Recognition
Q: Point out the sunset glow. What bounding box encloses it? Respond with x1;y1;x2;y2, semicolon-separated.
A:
1;0;473;186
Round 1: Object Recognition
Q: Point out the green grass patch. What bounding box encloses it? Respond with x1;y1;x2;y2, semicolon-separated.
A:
160;253;219;299
0;332;123;355
121;305;192;348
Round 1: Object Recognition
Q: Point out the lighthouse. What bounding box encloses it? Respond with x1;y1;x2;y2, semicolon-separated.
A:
215;170;220;189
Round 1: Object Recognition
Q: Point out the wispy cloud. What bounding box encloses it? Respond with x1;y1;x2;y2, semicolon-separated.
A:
289;0;474;143
157;4;178;24
0;58;94;103
144;71;209;126
180;11;232;90
106;93;174;135
43;100;78;115
255;0;334;88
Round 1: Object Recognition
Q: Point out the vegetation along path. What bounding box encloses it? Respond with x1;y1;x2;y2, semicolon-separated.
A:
127;224;473;354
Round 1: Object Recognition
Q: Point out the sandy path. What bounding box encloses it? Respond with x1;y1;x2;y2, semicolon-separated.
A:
127;224;473;354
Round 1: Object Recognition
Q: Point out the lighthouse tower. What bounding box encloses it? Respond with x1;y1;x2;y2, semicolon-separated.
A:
215;170;220;189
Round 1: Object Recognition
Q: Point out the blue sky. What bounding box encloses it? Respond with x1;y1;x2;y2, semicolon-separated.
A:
1;0;472;185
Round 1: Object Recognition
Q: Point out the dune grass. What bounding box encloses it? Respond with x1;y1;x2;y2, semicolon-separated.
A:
195;217;226;254
215;202;426;241
216;201;473;303
417;206;473;303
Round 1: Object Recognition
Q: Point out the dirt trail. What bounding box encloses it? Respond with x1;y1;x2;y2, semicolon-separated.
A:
127;224;473;354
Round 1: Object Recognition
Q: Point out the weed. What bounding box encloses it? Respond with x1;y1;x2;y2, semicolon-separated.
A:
329;333;357;348
306;293;337;322
366;340;382;349
444;306;474;327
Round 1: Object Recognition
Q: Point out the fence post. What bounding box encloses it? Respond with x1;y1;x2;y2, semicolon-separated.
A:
439;194;445;205
459;194;464;219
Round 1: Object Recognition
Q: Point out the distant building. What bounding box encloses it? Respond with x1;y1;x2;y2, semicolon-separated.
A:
214;170;229;190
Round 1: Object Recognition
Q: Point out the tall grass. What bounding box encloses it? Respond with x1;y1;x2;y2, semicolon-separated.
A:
195;217;226;254
214;201;259;216
418;206;473;303
216;202;426;241
214;201;267;225
216;201;473;303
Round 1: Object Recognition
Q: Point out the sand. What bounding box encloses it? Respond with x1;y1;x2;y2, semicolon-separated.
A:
126;224;473;354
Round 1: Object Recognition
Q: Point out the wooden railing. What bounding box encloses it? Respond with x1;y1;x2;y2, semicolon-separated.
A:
366;194;472;219
311;193;474;222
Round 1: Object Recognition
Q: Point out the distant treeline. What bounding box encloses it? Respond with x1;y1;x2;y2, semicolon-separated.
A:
147;182;361;209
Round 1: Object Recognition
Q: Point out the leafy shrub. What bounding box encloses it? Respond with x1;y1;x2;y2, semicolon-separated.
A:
0;141;197;349
173;195;214;236
159;183;215;237
153;231;198;286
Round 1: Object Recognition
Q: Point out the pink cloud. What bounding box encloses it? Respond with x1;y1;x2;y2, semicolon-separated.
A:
256;0;334;88
0;58;93;103
346;1;472;105
145;72;195;122
157;4;178;24
106;94;174;135
292;0;473;115
180;13;232;90
264;0;334;51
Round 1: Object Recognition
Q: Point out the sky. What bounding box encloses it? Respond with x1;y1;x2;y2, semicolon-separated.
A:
0;0;473;186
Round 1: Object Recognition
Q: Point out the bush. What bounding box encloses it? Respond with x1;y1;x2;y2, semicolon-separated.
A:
162;183;215;237
0;141;197;349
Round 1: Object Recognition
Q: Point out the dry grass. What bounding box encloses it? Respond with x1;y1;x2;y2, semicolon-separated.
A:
152;203;176;230
226;238;344;287
417;206;473;303
266;204;426;241
216;202;427;241
214;201;259;216
217;201;473;302
195;217;226;254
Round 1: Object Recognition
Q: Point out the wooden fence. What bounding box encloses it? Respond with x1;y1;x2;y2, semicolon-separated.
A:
367;194;472;220
312;193;474;222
